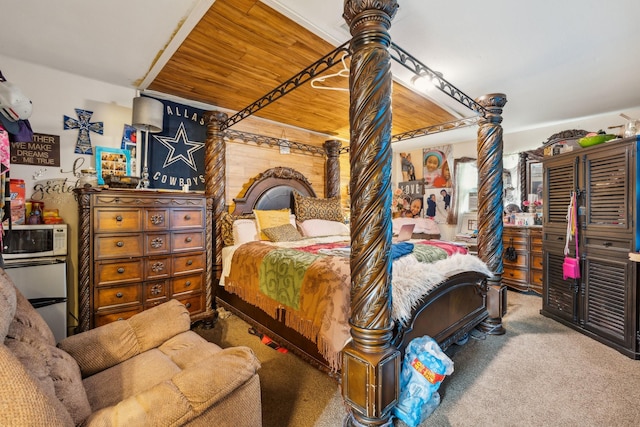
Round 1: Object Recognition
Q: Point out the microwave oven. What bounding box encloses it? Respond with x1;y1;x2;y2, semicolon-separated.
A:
2;224;68;260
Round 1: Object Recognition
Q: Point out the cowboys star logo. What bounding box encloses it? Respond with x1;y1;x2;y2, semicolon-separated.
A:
154;122;204;171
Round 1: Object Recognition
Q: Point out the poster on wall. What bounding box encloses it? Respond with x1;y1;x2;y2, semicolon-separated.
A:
422;145;453;224
422;145;453;223
147;97;206;191
393;150;424;218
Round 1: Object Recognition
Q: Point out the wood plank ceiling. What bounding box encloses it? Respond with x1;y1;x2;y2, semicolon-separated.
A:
148;0;455;144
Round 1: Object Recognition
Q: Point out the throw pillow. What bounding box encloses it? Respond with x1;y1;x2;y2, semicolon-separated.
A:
293;191;343;222
253;209;291;240
262;223;304;242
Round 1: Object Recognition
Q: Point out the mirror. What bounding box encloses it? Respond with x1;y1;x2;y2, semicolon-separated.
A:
528;162;543;204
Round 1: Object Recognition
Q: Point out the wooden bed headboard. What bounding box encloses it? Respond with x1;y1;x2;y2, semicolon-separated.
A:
231;166;316;215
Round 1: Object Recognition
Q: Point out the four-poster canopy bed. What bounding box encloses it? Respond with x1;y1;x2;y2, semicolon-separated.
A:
200;1;507;425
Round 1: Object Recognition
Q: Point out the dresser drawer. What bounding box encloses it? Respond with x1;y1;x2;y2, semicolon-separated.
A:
503;267;528;282
172;252;206;275
504;251;528;268
95;259;144;286
96;284;142;308
531;253;543;270
171;230;205;252
145;256;171;280
95;307;143;327
172;273;203;295
95;234;143;260
144;280;168;302
174;293;204;315
531;269;543;286
144;209;170;231
95;209;141;232
171;209;204;229
145;232;171;255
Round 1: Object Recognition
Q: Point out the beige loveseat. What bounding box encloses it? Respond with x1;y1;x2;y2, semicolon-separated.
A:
0;268;262;426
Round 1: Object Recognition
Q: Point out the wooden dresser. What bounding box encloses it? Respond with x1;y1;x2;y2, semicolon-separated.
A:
74;188;214;332
502;225;542;294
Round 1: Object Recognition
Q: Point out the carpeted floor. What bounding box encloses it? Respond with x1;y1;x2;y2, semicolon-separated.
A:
196;290;640;426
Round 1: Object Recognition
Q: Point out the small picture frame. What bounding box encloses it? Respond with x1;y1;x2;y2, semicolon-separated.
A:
95;146;131;185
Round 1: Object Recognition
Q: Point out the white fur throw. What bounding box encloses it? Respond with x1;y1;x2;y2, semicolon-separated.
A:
391;253;493;325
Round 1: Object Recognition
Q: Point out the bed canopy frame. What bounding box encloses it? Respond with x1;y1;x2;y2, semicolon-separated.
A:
201;1;506;425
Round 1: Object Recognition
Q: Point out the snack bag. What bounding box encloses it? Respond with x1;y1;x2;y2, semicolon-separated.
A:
394;336;454;427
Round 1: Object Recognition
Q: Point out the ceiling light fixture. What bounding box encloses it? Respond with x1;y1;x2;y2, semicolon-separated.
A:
411;71;443;92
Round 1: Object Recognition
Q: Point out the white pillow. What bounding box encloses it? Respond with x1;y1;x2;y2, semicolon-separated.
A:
298;219;349;237
232;219;259;245
231;214;297;245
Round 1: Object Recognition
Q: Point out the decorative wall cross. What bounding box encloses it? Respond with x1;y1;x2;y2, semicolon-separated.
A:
63;108;104;155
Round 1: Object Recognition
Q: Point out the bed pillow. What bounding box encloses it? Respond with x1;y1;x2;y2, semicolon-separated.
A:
298;219;350;237
262;223;304;242
293;191;343;222
254;208;292;240
232;219;260;245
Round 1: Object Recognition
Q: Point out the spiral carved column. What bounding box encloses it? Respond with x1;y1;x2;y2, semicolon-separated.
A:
74;189;95;332
204;111;228;304
342;1;400;426
323;139;342;198
476;93;507;335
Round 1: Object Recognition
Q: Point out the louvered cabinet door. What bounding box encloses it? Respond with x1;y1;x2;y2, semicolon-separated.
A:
583;143;634;235
581;251;635;350
543;154;579;228
543;249;578;323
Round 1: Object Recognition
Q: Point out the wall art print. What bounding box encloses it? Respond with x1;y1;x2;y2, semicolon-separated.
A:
146;97;206;191
63;108;103;155
95;146;130;185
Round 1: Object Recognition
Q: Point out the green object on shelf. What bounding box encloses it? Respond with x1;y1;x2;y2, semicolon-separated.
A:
578;134;616;147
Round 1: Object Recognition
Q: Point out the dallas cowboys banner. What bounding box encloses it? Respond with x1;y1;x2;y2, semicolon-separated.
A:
147;97;206;191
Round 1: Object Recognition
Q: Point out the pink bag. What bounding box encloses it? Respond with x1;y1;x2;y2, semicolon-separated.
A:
563;192;580;280
563;256;580;280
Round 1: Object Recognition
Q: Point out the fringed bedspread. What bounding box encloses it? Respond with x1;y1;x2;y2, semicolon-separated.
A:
224;237;491;371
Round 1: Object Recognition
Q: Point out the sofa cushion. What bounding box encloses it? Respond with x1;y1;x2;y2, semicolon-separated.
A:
59;299;191;377
82;344;261;425
2;269;91;425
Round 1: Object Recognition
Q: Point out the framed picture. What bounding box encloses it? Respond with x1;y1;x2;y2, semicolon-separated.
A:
95;146;131;185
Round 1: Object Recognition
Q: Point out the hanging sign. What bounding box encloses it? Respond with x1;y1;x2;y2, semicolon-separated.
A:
148;97;206;191
10;132;61;166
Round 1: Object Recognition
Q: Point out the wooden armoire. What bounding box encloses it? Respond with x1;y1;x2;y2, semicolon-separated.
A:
541;135;640;359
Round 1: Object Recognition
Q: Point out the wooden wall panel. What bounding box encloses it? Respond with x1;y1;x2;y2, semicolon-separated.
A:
225;142;326;206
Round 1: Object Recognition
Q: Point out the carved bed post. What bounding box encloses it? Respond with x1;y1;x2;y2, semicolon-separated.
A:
475;93;507;335
204;111;228;296
342;1;400;426
323;139;342;198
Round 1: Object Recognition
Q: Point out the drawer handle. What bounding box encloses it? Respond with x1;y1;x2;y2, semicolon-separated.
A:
117;317;124;321
117;267;125;274
185;302;192;309
116;215;123;222
603;242;613;247
152;262;165;272
185;236;192;243
151;237;164;248
184;214;191;221
185;281;191;287
186;259;193;266
116;241;124;247
116;292;123;298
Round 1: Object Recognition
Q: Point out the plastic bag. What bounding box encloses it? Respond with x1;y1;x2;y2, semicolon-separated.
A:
394;336;454;427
